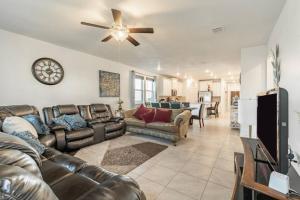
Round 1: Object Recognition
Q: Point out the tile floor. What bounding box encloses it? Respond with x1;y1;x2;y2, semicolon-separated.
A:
126;114;243;200
76;114;243;200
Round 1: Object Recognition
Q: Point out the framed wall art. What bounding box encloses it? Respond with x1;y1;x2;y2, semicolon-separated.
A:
99;70;120;97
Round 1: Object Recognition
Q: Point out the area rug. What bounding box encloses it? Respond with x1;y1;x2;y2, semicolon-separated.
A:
100;142;168;174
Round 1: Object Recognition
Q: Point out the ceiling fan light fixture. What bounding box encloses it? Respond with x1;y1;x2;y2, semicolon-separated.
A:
111;25;129;42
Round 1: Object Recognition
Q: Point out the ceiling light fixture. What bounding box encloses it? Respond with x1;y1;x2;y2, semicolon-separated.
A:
111;24;129;42
205;69;210;73
176;72;180;76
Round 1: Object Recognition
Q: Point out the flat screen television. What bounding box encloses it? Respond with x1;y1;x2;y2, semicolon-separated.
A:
257;88;289;174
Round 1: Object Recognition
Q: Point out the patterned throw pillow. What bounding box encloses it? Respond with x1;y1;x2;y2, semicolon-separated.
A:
10;131;46;155
23;115;50;135
52;115;72;131
64;114;87;130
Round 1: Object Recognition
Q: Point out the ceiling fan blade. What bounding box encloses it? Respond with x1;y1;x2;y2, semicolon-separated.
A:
111;9;122;25
129;28;154;33
101;35;113;42
81;22;110;29
127;35;140;46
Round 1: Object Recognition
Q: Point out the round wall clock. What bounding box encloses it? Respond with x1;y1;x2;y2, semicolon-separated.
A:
32;58;64;85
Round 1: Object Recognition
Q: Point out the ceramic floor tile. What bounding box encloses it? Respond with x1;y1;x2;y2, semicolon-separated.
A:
214;158;234;172
201;182;232;200
136;177;165;200
167;172;207;199
180;160;212;180
157;188;195;200
209;168;235;189
142;165;177;186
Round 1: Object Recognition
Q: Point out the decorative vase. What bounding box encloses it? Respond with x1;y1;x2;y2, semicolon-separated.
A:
272;44;281;88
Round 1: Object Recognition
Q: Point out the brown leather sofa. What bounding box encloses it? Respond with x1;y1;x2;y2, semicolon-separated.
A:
43;104;97;151
43;104;125;151
88;104;126;140
0;132;146;200
0;105;57;147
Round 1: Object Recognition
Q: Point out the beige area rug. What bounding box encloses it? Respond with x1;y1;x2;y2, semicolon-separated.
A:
74;134;168;174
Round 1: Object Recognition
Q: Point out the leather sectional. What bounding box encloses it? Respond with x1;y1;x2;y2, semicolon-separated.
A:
0;132;145;200
0;105;144;200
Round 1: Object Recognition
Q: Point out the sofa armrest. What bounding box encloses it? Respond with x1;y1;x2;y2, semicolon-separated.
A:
49;124;66;131
174;110;192;126
124;109;136;118
108;117;122;123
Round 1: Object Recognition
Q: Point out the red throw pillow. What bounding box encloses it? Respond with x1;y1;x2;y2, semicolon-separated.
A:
141;109;155;123
152;109;172;123
133;104;149;120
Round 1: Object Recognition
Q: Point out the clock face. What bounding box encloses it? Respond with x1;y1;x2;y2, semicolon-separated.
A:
32;58;64;85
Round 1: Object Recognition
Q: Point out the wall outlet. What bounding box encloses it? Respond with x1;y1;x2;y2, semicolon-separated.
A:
291;152;300;176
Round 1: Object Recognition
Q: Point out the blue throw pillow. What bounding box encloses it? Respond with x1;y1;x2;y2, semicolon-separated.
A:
52;115;72;131
64;114;87;130
10;131;46;155
23;115;50;135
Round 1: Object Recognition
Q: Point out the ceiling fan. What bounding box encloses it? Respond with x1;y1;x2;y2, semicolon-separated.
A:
81;9;154;46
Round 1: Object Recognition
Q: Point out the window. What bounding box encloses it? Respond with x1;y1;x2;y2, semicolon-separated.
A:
134;75;156;105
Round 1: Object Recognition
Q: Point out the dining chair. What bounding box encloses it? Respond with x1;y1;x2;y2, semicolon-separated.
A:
151;102;160;108
207;102;219;118
160;102;170;108
182;102;190;108
170;102;181;109
191;104;205;128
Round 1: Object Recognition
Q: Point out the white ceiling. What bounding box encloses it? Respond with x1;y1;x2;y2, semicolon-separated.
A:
0;0;285;80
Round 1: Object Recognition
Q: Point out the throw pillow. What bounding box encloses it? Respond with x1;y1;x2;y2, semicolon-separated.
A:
152;109;172;123
23;115;50;135
9;131;46;155
64;114;87;130
2;116;38;138
133;104;149;120
51;115;72;131
141;109;155;123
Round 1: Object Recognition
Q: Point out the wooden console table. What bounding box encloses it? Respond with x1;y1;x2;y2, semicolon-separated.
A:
232;138;300;200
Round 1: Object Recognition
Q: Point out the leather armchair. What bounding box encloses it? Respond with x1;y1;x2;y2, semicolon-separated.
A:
0;105;56;148
43;105;94;151
89;104;126;140
0;132;146;200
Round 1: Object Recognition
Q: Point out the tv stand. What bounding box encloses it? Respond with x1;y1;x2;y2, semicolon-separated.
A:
232;138;300;200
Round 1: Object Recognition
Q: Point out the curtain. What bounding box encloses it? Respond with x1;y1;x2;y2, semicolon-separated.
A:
130;71;136;108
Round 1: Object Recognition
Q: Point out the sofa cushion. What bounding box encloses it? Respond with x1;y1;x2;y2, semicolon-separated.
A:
52;115;72;131
133;104;149;120
22;114;50;135
0;149;42;179
124;118;146;128
64;114;87;130
141;109;155;123
66;128;94;142
152;109;172;123
2;116;38;138
146;122;178;133
104;122;124;133
170;109;184;121
9;131;45;155
0;165;59;200
39;134;56;147
0;132;42;167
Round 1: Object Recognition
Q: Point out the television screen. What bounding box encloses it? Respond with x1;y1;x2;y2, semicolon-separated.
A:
257;93;278;162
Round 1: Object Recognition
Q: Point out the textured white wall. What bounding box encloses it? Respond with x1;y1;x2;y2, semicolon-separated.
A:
268;0;300;156
0;29;155;112
240;45;267;138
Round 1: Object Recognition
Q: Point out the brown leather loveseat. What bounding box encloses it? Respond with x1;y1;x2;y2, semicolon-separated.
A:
0;132;146;200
